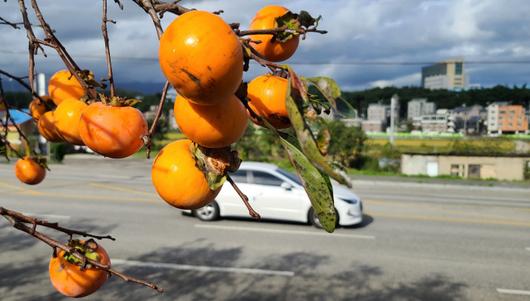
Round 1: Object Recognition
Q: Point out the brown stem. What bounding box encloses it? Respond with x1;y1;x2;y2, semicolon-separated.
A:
237;26;327;37
133;0;164;38
0;207;115;240
0;207;163;293
29;0;98;99
226;175;260;220
146;80;170;159
101;0;116;97
0;16;21;29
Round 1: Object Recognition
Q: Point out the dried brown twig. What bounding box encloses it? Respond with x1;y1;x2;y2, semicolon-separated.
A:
101;0;117;97
0;207;163;293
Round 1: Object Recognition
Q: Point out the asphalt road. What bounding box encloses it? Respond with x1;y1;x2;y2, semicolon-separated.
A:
0;158;529;301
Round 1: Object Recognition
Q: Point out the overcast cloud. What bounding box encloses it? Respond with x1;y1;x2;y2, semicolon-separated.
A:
1;0;530;92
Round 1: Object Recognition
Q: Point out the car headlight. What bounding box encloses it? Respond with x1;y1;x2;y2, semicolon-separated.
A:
339;198;358;205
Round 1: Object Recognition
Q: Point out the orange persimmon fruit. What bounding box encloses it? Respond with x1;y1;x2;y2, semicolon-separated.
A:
14;157;46;185
49;240;110;298
48;70;85;105
54;98;87;145
249;5;300;62
159;10;243;105
29;96;53;120
247;74;291;129
174;95;248;148
152;139;220;209
79;102;148;158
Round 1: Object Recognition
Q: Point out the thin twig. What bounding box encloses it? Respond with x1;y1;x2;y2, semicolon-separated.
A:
0;207;163;293
101;0;116;97
237;26;327;37
146;80;170;159
226;175;260;219
29;0;98;99
0;16;20;29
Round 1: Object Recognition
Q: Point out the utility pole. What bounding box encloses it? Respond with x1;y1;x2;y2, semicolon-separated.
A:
389;94;399;146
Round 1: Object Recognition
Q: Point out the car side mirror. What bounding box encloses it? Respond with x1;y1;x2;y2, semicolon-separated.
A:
280;182;293;191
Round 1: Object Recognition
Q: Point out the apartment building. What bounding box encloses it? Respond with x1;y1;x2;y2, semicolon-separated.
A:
487;103;528;135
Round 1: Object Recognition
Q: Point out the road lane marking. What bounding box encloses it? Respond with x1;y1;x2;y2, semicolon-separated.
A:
194;224;376;239
3;189;155;204
365;199;530;220
89;183;154;196
112;259;295;277
370;212;530;228
22;213;70;220
497;288;530;296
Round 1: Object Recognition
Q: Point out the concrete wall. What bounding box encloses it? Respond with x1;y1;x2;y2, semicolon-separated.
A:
402;154;530;181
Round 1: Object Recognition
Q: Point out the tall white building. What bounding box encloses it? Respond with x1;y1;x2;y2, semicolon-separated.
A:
421;59;469;90
407;98;436;120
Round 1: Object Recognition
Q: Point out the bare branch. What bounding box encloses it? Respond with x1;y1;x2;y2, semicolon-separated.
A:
102;0;116;97
145;80;170;159
0;207;163;293
226;175;261;219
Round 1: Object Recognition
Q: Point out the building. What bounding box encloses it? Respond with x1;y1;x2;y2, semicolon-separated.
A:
361;120;384;133
401;153;530;181
420;109;455;133
407;98;436;120
367;103;388;122
487;103;528;135
421;59;468;90
452;105;486;135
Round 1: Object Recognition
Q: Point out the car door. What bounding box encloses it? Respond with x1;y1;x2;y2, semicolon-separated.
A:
248;170;306;222
216;169;254;217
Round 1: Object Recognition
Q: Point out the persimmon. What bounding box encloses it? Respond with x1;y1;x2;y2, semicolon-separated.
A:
247;74;291;129
159;10;243;105
38;111;63;142
79;102;148;158
29;96;53;120
49;240;110;298
174;95;248;148
54;98;87;145
152;139;220;209
14;157;45;185
249;5;300;62
48;70;85;105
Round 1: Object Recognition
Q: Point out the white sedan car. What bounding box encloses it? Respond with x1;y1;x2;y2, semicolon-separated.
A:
190;162;363;228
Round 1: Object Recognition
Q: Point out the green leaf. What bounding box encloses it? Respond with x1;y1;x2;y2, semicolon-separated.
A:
285;78;352;188
278;137;336;233
274;11;300;43
306;77;342;110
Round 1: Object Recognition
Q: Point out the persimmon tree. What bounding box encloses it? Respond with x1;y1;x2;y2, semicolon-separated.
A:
0;0;352;297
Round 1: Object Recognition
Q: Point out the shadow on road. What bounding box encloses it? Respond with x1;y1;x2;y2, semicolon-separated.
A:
59;243;464;301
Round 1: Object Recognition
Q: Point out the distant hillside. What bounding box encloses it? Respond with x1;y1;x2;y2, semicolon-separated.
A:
342;85;530;118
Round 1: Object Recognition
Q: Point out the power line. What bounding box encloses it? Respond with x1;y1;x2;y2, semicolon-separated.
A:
1;49;530;66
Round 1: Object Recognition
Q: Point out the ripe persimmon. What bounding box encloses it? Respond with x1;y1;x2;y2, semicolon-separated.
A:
152;139;220;209
14;157;45;185
38;111;63;142
174;95;248;148
249;5;300;62
159;10;243;105
49;240;110;298
48;70;85;105
247;74;291;129
79;102;148;158
29;96;53;120
54;98;87;145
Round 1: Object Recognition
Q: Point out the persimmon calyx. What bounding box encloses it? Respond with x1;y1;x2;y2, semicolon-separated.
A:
275;10;322;42
191;144;241;191
98;94;141;107
62;239;101;268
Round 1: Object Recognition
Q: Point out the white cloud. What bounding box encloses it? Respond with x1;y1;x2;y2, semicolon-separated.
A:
1;0;530;91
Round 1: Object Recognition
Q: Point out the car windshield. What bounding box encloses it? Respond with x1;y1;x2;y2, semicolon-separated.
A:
276;168;302;185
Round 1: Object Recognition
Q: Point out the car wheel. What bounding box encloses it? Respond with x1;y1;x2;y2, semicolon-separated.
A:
193;201;220;221
308;208;338;229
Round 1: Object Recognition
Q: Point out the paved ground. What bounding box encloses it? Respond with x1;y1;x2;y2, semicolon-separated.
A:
0;158;529;301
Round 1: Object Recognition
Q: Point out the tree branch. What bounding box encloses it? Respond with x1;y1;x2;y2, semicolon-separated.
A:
0;207;163;293
101;0;116;97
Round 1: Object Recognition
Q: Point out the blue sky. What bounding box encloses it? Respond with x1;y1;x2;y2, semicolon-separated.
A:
1;0;530;91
